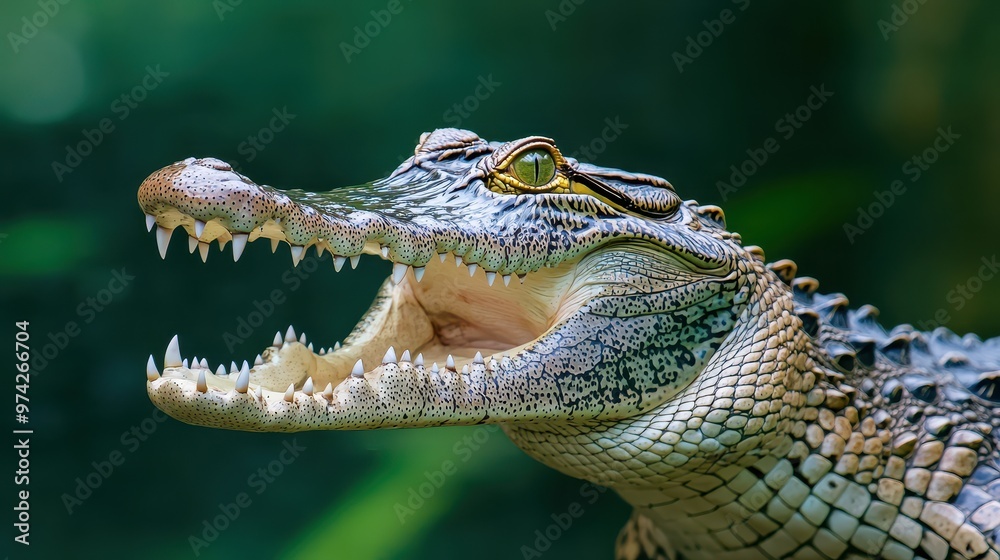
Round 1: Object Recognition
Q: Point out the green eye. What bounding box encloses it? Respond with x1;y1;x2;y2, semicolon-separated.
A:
511;149;556;188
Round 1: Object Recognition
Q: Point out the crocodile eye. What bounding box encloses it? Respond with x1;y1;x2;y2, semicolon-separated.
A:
511;149;555;187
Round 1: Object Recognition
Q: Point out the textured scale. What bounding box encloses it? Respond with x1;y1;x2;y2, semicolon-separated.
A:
136;129;999;559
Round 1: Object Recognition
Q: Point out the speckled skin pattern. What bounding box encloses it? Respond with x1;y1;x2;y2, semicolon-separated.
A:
138;129;1000;559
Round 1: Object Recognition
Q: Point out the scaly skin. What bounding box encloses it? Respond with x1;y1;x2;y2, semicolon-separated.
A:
137;129;1000;559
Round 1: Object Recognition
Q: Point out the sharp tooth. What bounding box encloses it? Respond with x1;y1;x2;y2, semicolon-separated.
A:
255;385;263;399
299;332;307;344
216;365;226;377
217;237;228;251
392;263;409;284
502;274;511;287
381;245;390;258
235;366;250;393
413;266;425;282
467;263;478;276
230;361;238;374
307;342;314;351
400;350;411;362
323;383;333;398
446;355;455;370
455;255;463;266
319;348;326;355
145;214;156;232
182;358;189;368
290;245;304;266
255;354;263;366
334;341;342;350
270;238;280;253
334;256;346;272
285;325;297;342
431;363;439;373
414;353;424;367
200;358;209;369
232;233;249;261
155;226;172;259
350;255;361;269
383;346;397;364
316;244;326;257
284;384;295;402
438;253;447;262
165;335;182;368
302;377;314;396
188;236;198;253
198;242;210;262
351;359;365;377
194;219;206;239
196;370;208;393
462;364;469;374
273;331;283;347
485;271;496;286
474;351;484;364
146;355;159;381
192;356;199;368
241;360;250;374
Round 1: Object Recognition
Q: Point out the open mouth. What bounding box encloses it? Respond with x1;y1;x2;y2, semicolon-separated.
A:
140;157;594;430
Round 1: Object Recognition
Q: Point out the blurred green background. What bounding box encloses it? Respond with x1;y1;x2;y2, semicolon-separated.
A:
1;1;998;559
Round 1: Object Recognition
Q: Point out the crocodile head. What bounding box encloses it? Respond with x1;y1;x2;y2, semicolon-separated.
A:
139;128;769;438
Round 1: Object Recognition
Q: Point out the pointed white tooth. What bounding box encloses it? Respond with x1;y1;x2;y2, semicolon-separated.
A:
350;255;360;269
383;346;397;364
302;377;314;396
155;226;172;259
235;366;250;393
284;384;295;402
334;341;342;350
145;214;156;232
285;325;297;342
181;358;189;369
270;238;280;253
400;349;411;362
216;365;226;377
319;348;326;355
462;364;469;374
198;242;210;262
413;266;425;282
273;331;283;347
200;358;209;369
392;263;408;284
232;233;249;261
194;219;206;239
446;355;455;370
299;332;307;344
323;383;333;398
165;335;181;368
230;361;238;374
415;353;424;367
381;245;390;258
195;370;207;392
455;255;463;266
290;245;304;266
307;342;314;351
502;274;511;286
474;351;484;364
467;263;477;276
146;355;159;381
334;255;346;272
439;253;447;262
351;359;365;377
192;356;199;368
188;236;198;253
255;354;263;366
431;363;439;374
241;360;250;374
485;271;496;286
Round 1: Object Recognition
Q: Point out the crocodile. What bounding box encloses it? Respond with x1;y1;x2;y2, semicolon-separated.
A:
137;128;1000;560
